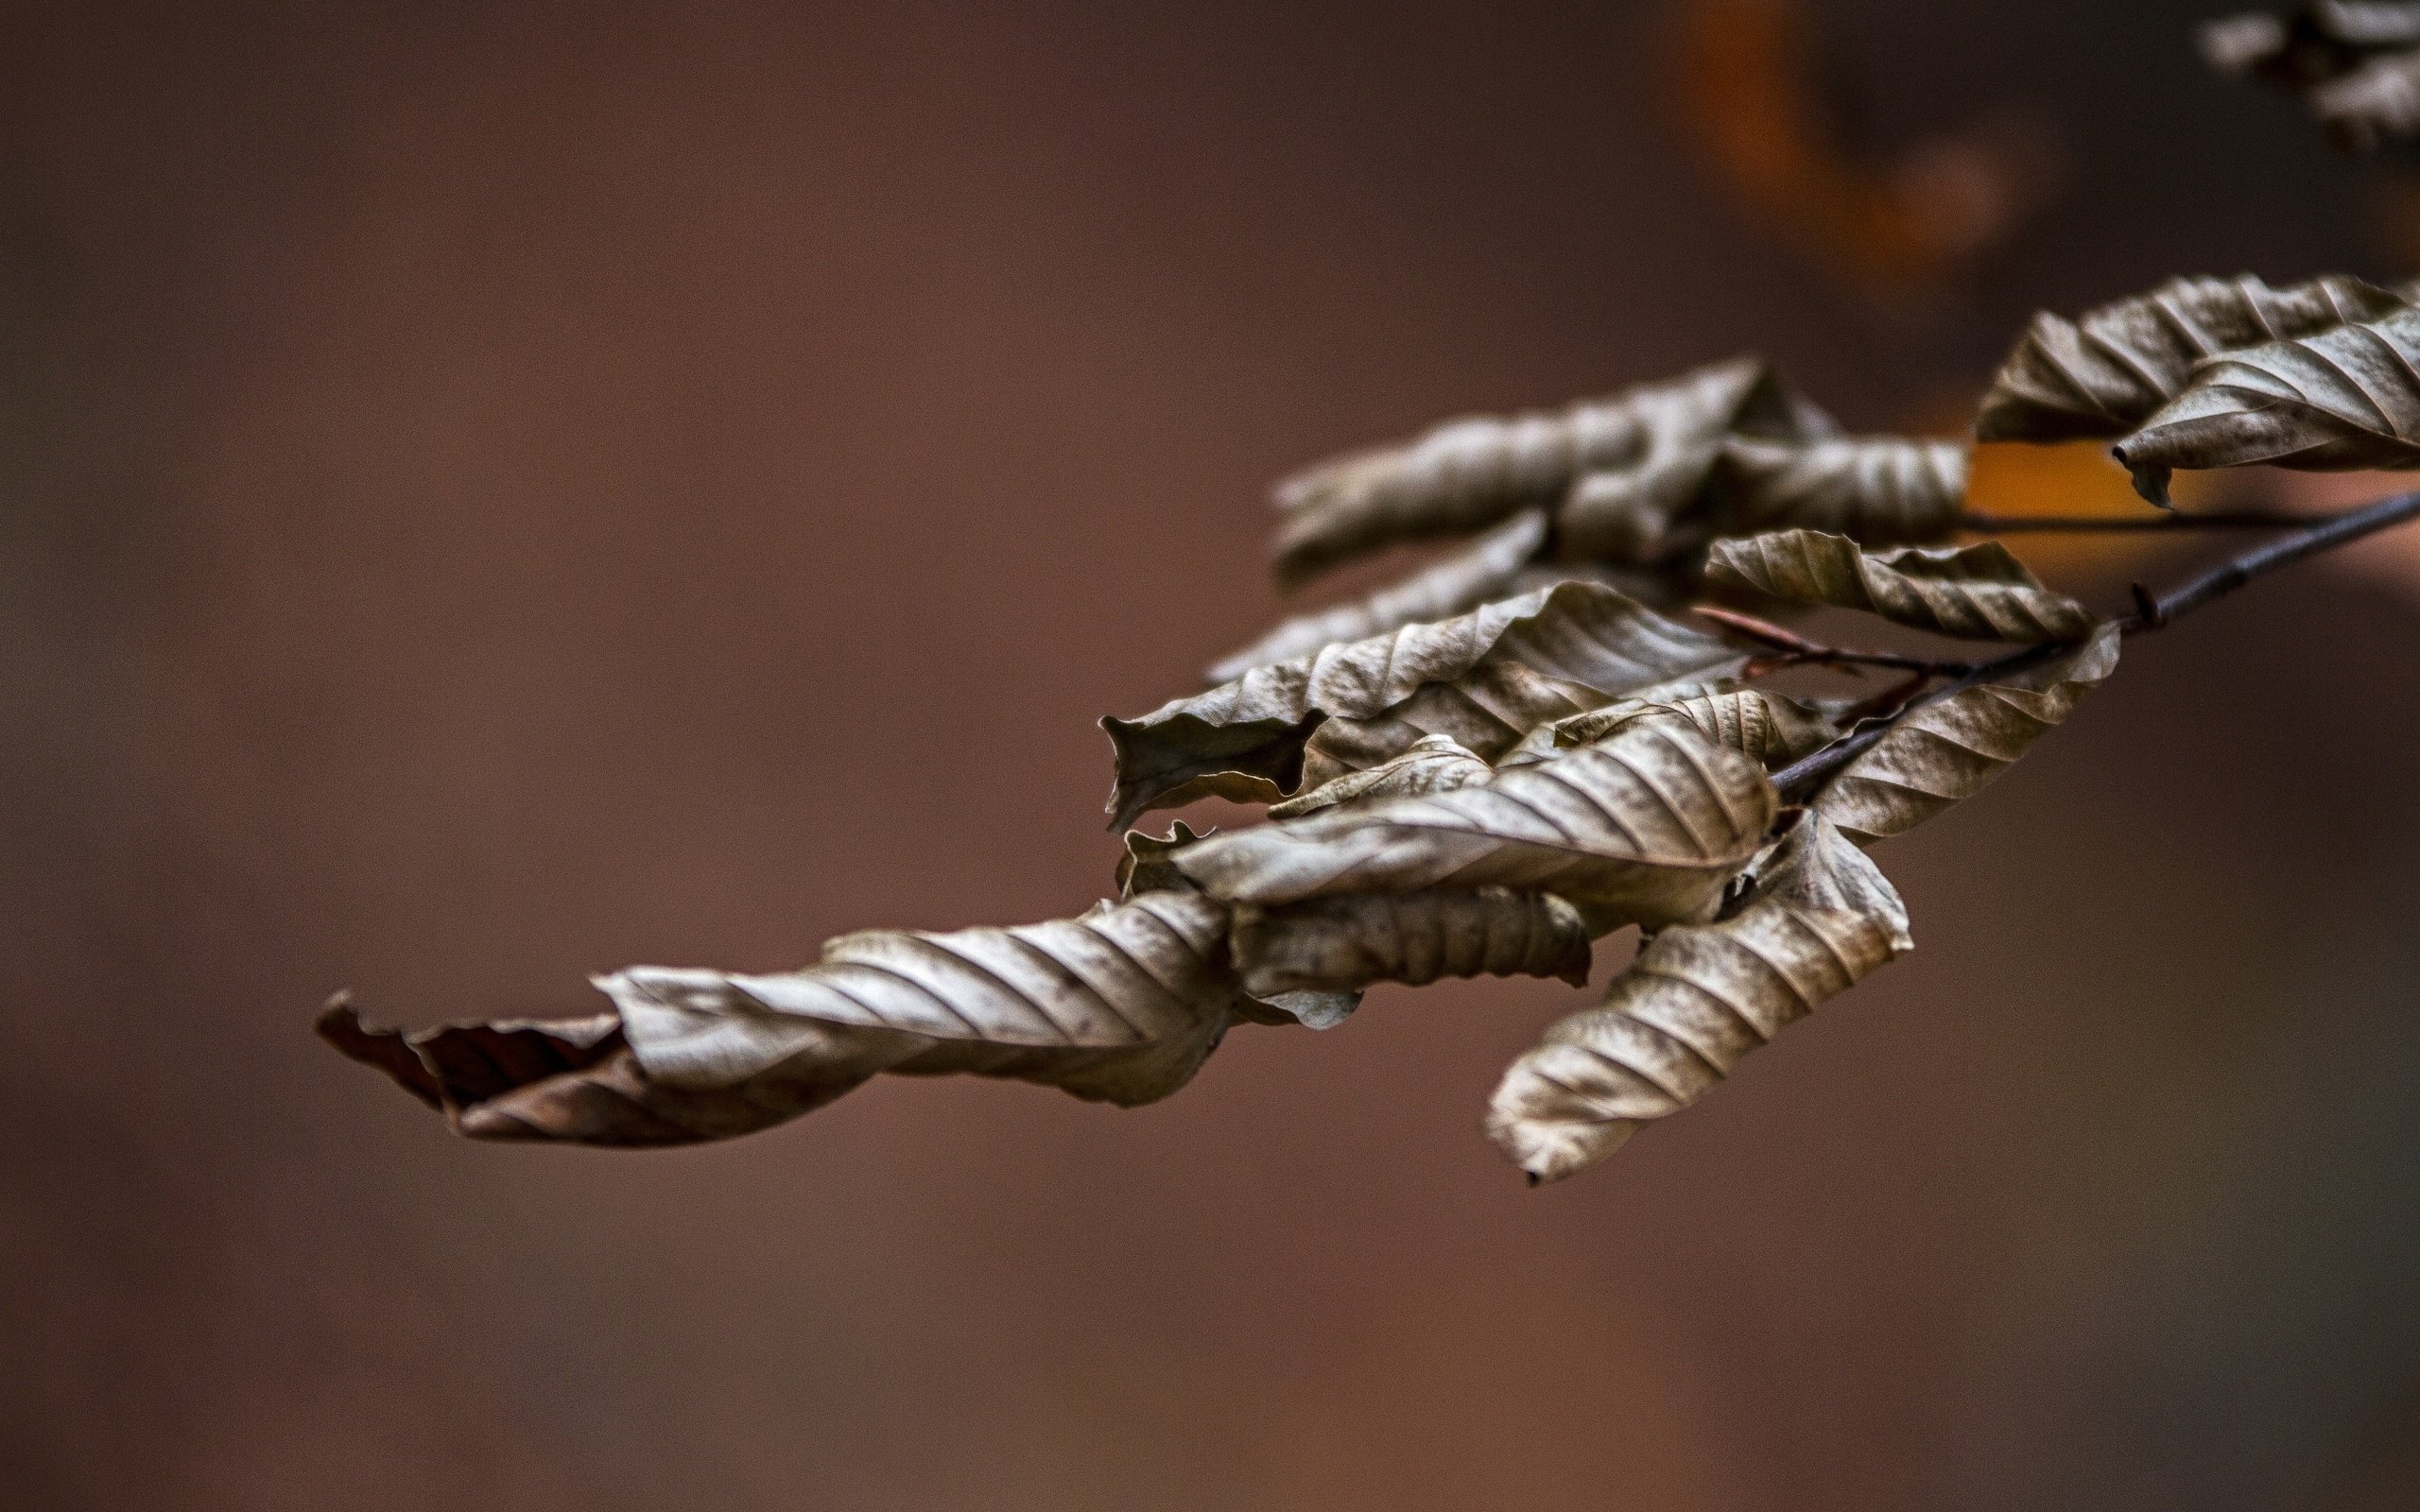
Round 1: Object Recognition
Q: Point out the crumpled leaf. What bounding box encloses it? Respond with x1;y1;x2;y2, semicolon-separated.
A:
2112;301;2420;502
1103;580;1739;831
1974;273;2412;443
1270;357;1836;585
1267;733;1493;819
1550;357;1841;564
1703;435;1966;547
1116;819;1212;898
1810;623;2120;847
1175;720;1778;927
1231;887;1595;998
321;891;1244;1146
1507;684;1843;770
1485;811;1911;1183
1704;528;2100;643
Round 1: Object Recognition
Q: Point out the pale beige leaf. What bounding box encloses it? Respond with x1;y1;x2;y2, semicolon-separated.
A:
1704;436;1966;547
1231;888;1595;998
1267;733;1492;819
1704;528;2099;643
2112;302;2420;503
1103;580;1739;830
1117;818;1212;898
1176;721;1778;928
1485;813;1910;1183
1512;684;1843;770
320;892;1244;1145
1974;273;2411;442
1810;624;2120;847
2313;46;2420;148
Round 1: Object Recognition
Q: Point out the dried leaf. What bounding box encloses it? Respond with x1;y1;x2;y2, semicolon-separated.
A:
1485;812;1911;1183
1117;819;1211;898
1974;273;2412;443
1232;888;1595;998
1270;358;1835;585
2112;302;2420;503
1517;684;1843;769
2203;6;2420;149
1175;721;1778;928
1704;528;2099;643
1704;436;1967;546
1267;733;1493;819
322;892;1245;1145
1103;580;1739;831
1810;624;2121;847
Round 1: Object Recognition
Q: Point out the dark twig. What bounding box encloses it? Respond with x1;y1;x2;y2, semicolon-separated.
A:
1959;507;2310;533
1693;606;1980;677
1774;490;2420;801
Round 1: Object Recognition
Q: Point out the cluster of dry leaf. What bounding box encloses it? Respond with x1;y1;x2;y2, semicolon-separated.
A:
2204;2;2420;149
325;267;2420;1184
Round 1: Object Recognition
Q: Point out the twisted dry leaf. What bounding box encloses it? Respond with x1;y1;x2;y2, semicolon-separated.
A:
1975;273;2412;443
1231;887;1595;998
1267;733;1493;819
1518;684;1843;770
1103;580;1739;830
1485;811;1911;1183
1704;528;2099;643
1810;623;2120;847
2112;302;2420;503
1176;721;1778;929
322;891;1244;1146
1117;819;1212;898
1703;435;1966;547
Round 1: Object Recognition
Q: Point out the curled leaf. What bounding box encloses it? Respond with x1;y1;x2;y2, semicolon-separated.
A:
1485;812;1911;1183
1704;528;2099;643
323;892;1244;1146
1117;819;1211;898
1176;721;1778;927
1810;624;2120;847
1103;580;1739;831
1511;684;1843;770
1231;888;1595;998
1704;436;1966;546
1267;733;1493;819
1974;273;2412;443
2112;302;2420;504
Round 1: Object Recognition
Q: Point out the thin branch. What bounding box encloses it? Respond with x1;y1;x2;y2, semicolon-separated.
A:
1692;606;1980;677
1774;490;2420;800
1959;507;2309;532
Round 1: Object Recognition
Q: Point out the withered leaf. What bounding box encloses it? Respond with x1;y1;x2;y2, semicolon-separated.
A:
1103;580;1739;831
1485;812;1911;1184
1231;888;1594;998
2112;301;2420;502
1507;684;1843;770
1974;273;2412;443
323;892;1244;1146
1267;733;1493;819
1704;528;2100;643
1810;624;2120;847
1175;720;1778;928
1116;819;1211;898
1704;436;1967;548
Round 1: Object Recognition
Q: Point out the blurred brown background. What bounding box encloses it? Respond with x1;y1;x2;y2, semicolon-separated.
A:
9;2;2420;1508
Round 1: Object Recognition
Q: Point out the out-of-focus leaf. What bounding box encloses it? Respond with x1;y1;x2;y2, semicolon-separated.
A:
1270;357;1836;586
1267;733;1493;819
1975;273;2412;443
1176;721;1778;927
1515;684;1843;769
1103;580;1740;830
1705;528;2099;642
1232;888;1595;998
1550;357;1841;564
322;892;1244;1146
2311;47;2420;148
1485;811;1910;1183
2112;302;2420;503
1810;623;2120;846
2203;6;2420;149
1704;436;1966;546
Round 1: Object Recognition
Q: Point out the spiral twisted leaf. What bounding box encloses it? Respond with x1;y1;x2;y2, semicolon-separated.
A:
1704;436;1966;547
2112;302;2420;503
1104;580;1740;831
1811;624;2121;847
1705;529;2099;643
1176;721;1777;929
321;892;1244;1146
1975;273;2411;443
1231;888;1595;998
1485;813;1911;1184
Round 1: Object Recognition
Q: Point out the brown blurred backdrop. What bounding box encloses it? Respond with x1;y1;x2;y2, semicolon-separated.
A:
8;3;2420;1508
